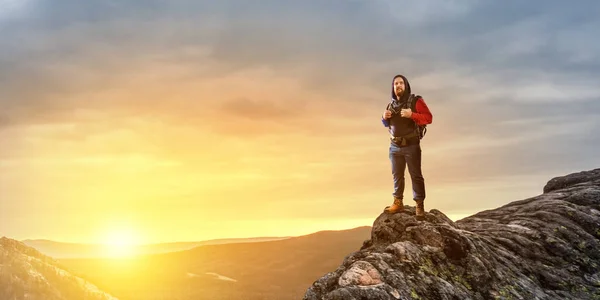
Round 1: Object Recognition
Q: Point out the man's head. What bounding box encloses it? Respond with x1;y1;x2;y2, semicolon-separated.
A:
391;74;411;102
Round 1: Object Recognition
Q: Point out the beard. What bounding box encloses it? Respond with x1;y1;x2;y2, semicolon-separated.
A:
395;89;404;98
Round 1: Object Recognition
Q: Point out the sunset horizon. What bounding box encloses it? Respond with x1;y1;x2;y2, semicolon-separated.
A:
2;1;599;250
3;2;600;300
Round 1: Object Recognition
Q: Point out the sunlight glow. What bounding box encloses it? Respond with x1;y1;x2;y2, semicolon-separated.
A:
102;228;140;258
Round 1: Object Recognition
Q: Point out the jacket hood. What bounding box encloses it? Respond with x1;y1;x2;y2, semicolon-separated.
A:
391;74;411;103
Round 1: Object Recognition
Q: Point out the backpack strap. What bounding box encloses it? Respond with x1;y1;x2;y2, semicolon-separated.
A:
408;94;427;139
407;94;422;110
384;102;392;128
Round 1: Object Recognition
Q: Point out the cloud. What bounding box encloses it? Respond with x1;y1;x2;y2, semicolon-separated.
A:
220;97;308;120
0;112;11;129
2;0;598;157
2;0;600;240
1;1;598;137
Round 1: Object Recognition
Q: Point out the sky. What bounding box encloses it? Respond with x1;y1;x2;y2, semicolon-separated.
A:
1;0;599;245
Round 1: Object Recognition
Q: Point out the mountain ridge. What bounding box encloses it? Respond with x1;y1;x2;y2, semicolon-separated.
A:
304;168;600;300
20;236;292;259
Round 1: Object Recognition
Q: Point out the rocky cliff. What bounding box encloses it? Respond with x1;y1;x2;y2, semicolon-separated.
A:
304;168;600;300
0;237;118;300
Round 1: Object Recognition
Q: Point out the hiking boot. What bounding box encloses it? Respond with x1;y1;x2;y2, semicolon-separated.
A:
384;197;404;213
415;199;425;220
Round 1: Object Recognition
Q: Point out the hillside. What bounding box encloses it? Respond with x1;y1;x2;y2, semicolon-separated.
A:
59;226;372;300
0;237;117;300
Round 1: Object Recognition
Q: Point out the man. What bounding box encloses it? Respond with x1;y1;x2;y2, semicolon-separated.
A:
381;74;433;219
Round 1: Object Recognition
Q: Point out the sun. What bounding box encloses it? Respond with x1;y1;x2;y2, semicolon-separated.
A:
102;229;140;258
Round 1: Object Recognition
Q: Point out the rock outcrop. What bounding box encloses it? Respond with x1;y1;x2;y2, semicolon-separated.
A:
304;168;600;300
0;237;118;300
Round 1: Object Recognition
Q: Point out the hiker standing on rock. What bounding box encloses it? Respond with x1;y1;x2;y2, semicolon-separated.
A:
381;74;433;219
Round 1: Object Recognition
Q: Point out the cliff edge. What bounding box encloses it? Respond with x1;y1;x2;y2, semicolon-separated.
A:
304;168;600;300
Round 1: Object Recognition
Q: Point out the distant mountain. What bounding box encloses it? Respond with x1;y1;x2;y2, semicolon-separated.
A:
0;237;117;300
59;226;372;300
22;236;290;259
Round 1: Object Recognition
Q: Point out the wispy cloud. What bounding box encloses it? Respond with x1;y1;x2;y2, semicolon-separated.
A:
1;0;599;242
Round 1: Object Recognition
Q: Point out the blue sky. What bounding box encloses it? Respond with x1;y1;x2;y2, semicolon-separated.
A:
1;0;599;242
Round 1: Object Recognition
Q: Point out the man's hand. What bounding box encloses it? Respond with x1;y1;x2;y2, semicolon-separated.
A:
382;110;392;119
400;108;412;118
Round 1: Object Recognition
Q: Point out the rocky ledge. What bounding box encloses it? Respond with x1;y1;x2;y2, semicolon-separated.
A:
303;168;600;300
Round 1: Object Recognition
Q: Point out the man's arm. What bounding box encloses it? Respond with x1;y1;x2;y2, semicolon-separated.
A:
411;98;433;125
381;105;391;127
381;116;390;127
